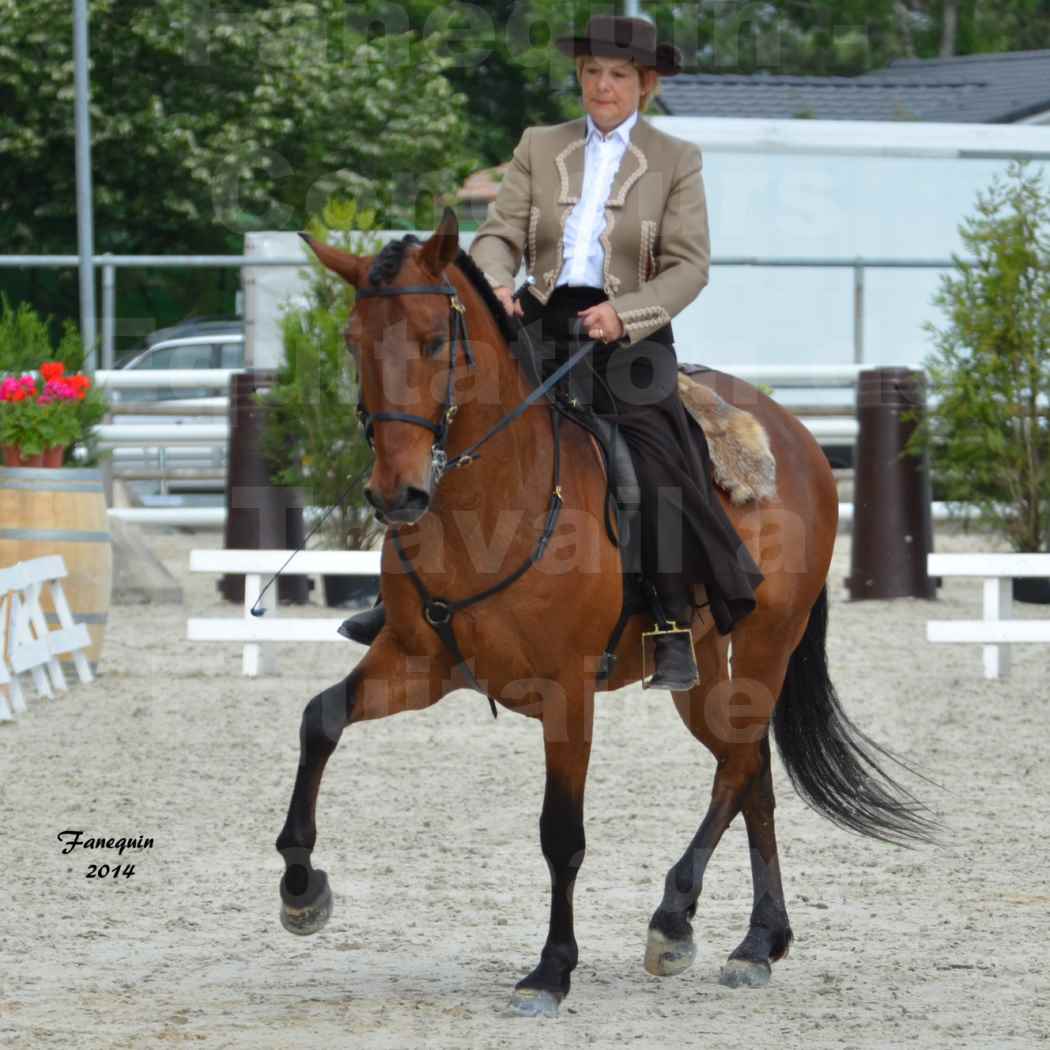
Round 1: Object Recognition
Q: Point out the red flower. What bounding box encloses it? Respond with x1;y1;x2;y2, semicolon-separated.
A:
69;374;91;399
40;361;66;383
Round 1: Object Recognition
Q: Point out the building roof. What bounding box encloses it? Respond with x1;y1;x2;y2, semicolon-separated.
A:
660;49;1050;124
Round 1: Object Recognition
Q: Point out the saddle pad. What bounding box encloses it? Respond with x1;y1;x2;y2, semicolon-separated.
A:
677;369;777;505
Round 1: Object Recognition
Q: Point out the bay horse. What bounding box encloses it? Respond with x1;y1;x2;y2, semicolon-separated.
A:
275;208;933;1018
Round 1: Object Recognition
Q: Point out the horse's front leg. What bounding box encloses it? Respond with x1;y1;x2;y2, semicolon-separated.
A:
275;636;446;935
508;680;594;1019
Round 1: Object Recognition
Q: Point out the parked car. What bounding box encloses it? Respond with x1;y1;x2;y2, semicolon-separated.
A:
108;321;244;497
115;322;244;402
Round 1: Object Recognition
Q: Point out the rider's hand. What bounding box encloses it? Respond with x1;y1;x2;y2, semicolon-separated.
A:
494;286;524;320
576;302;625;344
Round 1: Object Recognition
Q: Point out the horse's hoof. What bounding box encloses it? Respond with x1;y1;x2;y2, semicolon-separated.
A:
506;988;561;1018
279;867;332;936
644;928;697;977
719;958;771;988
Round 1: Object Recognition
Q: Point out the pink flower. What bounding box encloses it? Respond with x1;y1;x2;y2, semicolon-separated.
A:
38;379;81;402
1;375;37;401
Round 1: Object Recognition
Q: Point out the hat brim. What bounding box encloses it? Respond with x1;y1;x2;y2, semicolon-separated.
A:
554;35;683;76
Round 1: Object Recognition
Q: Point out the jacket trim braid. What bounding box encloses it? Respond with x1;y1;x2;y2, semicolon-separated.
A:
618;303;672;334
555;138;586;204
600;210;621;297
539;204;575;299
527;206;541;275
607;143;648;207
639;219;658;285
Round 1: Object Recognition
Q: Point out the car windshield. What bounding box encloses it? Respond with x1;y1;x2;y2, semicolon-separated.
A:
132;344;215;370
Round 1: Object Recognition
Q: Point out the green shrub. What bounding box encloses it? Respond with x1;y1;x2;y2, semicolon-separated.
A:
262;199;384;552
911;160;1050;552
0;294;86;374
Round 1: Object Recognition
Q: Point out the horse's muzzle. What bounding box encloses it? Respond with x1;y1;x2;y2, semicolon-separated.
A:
364;484;431;525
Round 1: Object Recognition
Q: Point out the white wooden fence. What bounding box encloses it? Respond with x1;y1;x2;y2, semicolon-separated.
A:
186;549;381;676
926;553;1050;680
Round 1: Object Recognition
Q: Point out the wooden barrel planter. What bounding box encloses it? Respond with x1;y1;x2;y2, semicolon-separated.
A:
0;466;113;673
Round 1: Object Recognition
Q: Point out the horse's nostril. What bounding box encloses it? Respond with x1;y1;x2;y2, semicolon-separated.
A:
403;486;430;513
363;487;382;511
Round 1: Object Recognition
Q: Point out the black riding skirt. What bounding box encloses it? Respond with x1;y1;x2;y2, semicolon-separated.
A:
518;284;763;635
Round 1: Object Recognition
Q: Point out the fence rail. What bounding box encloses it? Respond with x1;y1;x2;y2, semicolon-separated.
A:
0;252;967;370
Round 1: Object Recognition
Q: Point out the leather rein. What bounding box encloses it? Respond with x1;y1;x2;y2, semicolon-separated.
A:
354;276;596;714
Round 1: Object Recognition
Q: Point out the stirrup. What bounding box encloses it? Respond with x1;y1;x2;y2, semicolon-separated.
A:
641;620;695;690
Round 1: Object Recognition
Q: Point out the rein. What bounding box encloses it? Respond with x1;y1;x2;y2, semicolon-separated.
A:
356;274;595;715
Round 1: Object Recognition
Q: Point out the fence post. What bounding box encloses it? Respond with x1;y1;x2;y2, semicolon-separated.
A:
219;371;310;605
847;367;935;600
101;259;116;370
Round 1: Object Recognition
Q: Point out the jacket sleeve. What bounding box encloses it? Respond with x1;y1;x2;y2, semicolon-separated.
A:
468;127;533;290
608;143;710;346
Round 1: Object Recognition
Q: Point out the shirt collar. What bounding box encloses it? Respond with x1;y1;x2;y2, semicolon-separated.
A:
585;108;638;146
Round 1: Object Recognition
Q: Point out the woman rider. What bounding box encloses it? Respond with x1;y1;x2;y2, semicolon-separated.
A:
342;15;764;690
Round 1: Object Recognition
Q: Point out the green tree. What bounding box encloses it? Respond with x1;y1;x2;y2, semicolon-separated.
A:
0;0;474;254
262;198;383;553
913;161;1050;552
0;0;475;345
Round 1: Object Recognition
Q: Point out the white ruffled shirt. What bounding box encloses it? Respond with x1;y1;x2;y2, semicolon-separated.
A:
555;109;638;290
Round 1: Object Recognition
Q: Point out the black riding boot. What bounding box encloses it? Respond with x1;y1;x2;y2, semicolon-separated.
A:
647;587;700;691
337;599;386;645
649;630;700;691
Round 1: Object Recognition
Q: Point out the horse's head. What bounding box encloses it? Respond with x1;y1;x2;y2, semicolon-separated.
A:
303;208;467;525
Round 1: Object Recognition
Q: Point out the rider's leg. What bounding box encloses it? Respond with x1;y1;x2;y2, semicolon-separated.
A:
644;490;701;692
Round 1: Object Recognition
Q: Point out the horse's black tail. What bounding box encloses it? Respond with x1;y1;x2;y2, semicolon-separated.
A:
771;586;938;846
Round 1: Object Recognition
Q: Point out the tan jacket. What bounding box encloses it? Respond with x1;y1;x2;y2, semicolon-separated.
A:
468;114;710;347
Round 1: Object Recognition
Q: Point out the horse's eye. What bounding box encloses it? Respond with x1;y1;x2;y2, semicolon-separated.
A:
424;338;445;358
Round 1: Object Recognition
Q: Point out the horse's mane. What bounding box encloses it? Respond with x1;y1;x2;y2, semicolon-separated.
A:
367;232;517;350
453;247;519;349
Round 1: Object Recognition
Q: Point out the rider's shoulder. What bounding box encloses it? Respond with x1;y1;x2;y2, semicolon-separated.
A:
516;118;588;149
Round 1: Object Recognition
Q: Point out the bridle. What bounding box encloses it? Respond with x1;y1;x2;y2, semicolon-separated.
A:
353;279;473;486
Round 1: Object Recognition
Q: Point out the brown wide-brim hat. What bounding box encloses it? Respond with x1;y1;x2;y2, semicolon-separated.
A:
555;15;684;77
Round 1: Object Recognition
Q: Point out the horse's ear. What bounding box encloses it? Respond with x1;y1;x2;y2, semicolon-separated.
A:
417;207;460;276
299;233;364;288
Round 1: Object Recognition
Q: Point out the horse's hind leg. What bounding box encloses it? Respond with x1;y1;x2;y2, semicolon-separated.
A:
275;638;445;935
644;628;782;981
719;734;794;988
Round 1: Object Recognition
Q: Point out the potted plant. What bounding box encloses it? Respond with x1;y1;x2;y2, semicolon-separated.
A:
0;361;105;467
262;199;385;607
0;297;105;467
911;160;1050;601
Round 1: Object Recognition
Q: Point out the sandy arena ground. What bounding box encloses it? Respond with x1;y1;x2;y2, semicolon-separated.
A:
1;524;1048;1049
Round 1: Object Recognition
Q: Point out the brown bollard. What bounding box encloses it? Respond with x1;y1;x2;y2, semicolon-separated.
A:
219;371;311;604
847;367;935;600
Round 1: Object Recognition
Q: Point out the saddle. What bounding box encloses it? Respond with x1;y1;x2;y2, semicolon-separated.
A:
552;363;778;548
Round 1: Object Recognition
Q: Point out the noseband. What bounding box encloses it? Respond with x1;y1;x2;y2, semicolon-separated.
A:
353;279;475;485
